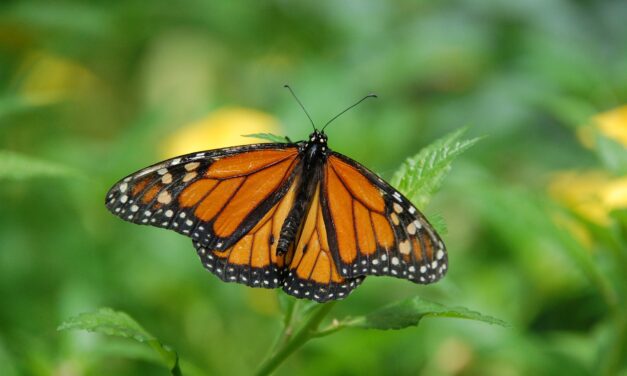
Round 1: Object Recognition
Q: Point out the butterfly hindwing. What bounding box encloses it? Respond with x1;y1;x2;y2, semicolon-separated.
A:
282;183;365;302
191;174;302;288
105;144;301;252
322;152;448;284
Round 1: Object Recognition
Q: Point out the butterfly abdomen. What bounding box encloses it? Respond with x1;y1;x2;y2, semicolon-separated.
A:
277;142;327;256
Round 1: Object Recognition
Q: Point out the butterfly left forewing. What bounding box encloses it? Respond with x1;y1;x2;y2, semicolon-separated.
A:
322;152;448;284
191;174;302;288
105;144;301;252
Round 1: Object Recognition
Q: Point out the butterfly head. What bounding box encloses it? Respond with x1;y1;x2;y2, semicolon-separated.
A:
303;130;328;163
308;130;328;146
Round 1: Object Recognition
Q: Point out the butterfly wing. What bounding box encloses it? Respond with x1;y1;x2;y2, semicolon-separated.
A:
191;173;302;288
281;181;364;302
106;140;447;301
105;144;301;252
322;152;448;284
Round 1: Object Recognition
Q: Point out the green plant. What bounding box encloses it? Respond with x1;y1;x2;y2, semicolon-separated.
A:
57;129;503;375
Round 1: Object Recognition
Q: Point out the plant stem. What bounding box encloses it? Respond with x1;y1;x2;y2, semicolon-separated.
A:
255;302;337;376
266;298;299;355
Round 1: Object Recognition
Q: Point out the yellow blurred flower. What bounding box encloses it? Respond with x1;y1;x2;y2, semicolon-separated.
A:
549;170;627;226
17;51;99;104
577;105;627;148
162;107;283;158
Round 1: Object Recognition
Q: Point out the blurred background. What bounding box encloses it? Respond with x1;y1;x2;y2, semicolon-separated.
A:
1;1;626;375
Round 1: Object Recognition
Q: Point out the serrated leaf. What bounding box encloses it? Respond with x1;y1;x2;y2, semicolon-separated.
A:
58;308;181;375
0;150;82;180
242;133;288;143
345;297;508;330
427;212;448;235
391;128;482;208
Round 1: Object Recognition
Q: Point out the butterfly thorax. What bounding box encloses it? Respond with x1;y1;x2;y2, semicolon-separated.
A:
300;130;328;168
276;131;329;256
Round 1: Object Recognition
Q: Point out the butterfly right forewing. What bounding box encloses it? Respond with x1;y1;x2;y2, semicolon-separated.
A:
321;152;448;284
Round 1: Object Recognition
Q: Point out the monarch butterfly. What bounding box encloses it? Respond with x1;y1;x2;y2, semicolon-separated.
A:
105;87;447;302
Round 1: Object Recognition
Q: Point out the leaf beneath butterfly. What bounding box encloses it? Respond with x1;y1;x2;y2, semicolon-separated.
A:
427;212;448;235
0;150;82;180
58;308;182;376
242;132;288;143
343;297;508;330
391;128;482;209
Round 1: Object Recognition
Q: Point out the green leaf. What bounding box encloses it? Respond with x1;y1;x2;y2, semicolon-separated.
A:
426;212;448;235
58;308;181;376
0;94;52;119
345;297;508;330
391;128;482;208
0;150;82;180
242;133;288;143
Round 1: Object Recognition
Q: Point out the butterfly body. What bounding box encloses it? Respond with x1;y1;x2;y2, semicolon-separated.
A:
106;130;447;302
277;131;328;255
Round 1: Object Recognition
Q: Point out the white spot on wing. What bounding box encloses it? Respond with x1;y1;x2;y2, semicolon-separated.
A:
407;223;416;235
183;171;197;182
399;240;410;255
185;162;200;171
157;191;172;204
161;173;173;184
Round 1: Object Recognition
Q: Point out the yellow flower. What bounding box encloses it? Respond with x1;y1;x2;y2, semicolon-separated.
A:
17;51;99;104
549;170;627;226
577;105;627;148
162;107;283;158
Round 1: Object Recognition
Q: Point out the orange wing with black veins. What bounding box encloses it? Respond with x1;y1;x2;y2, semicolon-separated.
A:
282;183;364;302
322;153;448;285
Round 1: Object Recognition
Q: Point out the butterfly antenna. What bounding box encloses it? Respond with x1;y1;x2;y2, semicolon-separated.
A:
321;93;377;131
284;84;316;131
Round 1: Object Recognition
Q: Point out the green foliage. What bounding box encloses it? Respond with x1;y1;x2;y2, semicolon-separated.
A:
344;297;508;330
56;126;496;376
242;133;288;143
0;150;81;180
595;133;627;175
58;308;181;376
0;94;51;119
3;1;627;375
391;128;482;209
425;212;448;235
